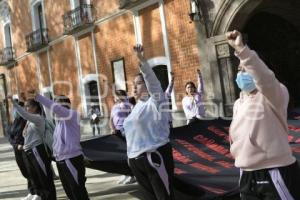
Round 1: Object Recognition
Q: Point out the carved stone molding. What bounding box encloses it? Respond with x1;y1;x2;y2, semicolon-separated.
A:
211;0;263;36
216;43;230;59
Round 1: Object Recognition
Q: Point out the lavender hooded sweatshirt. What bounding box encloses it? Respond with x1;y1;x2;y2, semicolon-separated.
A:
36;94;82;161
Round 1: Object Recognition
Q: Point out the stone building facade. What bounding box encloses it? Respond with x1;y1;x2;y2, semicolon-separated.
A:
0;0;299;135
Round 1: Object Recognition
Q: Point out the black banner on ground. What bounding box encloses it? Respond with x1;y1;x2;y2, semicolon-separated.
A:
81;119;300;199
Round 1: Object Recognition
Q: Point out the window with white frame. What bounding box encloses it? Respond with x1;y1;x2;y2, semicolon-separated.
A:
3;23;12;48
1;1;14;61
82;74;102;117
31;0;46;31
112;58;127;91
2;23;13;61
70;0;88;9
0;1;12;48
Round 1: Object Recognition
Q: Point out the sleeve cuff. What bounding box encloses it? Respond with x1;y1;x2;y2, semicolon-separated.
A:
234;45;251;60
139;61;151;74
35;94;42;102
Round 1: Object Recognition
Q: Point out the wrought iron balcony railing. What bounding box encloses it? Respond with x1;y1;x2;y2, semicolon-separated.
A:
63;4;95;35
0;47;15;67
25;28;49;52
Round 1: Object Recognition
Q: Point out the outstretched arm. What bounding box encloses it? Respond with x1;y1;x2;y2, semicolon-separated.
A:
165;72;174;98
36;94;74;119
196;69;204;94
11;100;43;125
134;45;164;101
226;30;288;109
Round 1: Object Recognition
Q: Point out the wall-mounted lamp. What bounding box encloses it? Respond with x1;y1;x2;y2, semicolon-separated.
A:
189;0;202;22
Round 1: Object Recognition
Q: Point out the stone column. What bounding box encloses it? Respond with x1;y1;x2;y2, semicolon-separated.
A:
213;35;237;117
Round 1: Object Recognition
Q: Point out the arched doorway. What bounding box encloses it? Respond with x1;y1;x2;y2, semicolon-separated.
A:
152;65;169;92
243;12;300;111
210;0;300;116
85;80;100;112
82;74;101;116
152;64;172;110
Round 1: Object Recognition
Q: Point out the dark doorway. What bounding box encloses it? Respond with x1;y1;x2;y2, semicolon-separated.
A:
152;65;172;111
88;81;99;103
86;80;100;112
152;65;169;92
37;3;44;29
4;24;12;48
243;12;300;110
80;0;86;5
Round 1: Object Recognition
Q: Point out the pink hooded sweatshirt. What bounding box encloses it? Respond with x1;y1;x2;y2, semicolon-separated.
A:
229;46;295;171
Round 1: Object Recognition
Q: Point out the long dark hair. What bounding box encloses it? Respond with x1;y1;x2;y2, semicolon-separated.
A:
128;96;136;106
115;90;127;101
185;81;196;94
26;99;43;115
55;95;71;109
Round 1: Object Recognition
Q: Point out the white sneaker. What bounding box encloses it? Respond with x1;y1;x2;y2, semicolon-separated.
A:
117;175;127;184
31;195;41;200
123;176;136;184
21;194;33;200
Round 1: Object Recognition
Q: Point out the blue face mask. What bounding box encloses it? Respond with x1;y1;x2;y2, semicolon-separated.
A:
235;72;256;93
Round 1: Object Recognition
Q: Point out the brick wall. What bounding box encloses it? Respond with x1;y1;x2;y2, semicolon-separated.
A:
10;0;32;57
50;37;82;112
38;51;50;87
8;68;17;94
94;13;136;114
92;0;120;19
0;0;203;117
15;55;38;93
164;0;202;109
44;0;70;39
78;33;96;76
140;3;165;58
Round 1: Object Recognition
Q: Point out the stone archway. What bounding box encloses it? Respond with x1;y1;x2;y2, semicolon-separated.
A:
195;0;265;117
243;12;300;111
210;0;263;36
207;0;300;116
